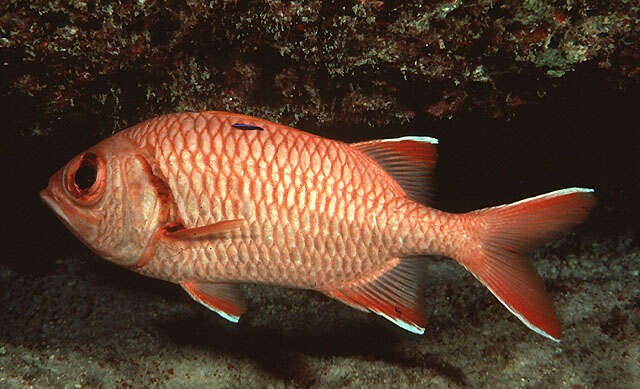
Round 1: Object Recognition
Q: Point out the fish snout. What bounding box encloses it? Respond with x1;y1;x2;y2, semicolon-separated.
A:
40;186;73;230
40;176;102;254
39;188;52;205
40;168;65;214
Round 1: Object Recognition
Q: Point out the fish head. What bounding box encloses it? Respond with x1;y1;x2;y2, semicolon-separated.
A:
40;134;172;267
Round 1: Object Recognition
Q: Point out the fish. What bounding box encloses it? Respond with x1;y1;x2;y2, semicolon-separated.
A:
40;111;595;341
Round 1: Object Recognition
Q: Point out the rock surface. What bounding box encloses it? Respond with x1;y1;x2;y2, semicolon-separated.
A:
2;0;639;136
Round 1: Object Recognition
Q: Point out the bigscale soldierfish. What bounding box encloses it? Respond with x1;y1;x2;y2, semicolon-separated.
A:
40;111;595;341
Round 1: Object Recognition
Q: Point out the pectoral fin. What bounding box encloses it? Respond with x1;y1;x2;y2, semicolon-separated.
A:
164;219;244;240
181;281;246;323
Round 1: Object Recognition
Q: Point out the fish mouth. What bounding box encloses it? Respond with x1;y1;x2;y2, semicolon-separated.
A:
40;188;104;258
40;188;77;235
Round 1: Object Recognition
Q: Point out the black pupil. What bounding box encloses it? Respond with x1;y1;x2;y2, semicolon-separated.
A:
75;164;96;190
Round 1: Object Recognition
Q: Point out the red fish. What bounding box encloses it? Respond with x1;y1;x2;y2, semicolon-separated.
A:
40;111;595;341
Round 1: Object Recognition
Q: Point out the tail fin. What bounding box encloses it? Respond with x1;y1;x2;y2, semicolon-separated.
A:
457;188;595;341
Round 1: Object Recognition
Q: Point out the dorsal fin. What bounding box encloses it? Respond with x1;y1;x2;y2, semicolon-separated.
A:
352;136;438;205
323;257;427;334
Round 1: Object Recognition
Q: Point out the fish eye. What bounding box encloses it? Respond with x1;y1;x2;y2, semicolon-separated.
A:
74;153;98;192
75;162;97;190
65;152;105;202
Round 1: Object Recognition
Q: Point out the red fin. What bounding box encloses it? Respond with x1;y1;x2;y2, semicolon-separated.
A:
352;136;438;205
164;219;244;240
459;188;596;341
181;281;246;323
325;257;427;334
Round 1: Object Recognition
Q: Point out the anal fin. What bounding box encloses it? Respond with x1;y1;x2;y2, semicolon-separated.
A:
324;257;427;334
164;219;244;240
181;281;246;323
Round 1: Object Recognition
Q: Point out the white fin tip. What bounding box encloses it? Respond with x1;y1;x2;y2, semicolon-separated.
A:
379;136;439;145
497;187;595;209
377;312;425;335
478;277;561;342
214;309;240;323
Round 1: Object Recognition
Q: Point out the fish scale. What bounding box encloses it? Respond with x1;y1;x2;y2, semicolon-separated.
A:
124;112;411;288
41;110;595;338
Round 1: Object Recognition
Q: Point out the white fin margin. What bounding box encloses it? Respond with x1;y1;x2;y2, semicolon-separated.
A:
491;285;560;342
378;312;425;335
491;187;595;209
181;284;241;323
379;135;439;144
465;271;560;342
212;309;240;323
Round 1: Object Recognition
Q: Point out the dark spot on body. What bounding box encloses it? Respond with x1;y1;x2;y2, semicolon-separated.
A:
232;123;264;131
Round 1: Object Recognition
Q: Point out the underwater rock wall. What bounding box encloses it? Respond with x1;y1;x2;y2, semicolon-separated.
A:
2;0;638;137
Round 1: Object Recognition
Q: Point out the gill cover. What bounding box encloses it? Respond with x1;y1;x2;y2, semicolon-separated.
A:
102;147;174;267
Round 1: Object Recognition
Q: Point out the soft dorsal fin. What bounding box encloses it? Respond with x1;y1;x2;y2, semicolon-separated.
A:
181;281;246;323
164;219;244;240
352;136;438;205
323;257;427;334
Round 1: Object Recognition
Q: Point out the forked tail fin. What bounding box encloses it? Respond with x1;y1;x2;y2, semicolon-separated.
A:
457;188;595;341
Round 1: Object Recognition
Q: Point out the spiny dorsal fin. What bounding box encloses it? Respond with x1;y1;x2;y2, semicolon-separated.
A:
352;136;438;205
181;281;246;323
164;219;244;240
324;257;427;334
